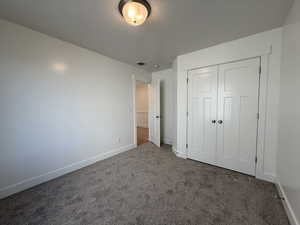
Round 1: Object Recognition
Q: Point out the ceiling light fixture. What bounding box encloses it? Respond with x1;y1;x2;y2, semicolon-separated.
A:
119;0;151;26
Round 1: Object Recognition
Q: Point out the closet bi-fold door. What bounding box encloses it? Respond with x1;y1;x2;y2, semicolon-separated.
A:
187;66;218;165
217;58;260;176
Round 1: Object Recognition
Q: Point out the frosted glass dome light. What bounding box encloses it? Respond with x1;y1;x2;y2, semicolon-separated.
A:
119;0;151;26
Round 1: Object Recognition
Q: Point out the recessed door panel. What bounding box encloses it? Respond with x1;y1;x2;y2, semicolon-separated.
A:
188;66;218;165
217;58;260;176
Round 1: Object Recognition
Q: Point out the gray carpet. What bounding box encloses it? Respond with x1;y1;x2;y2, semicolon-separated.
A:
0;143;289;225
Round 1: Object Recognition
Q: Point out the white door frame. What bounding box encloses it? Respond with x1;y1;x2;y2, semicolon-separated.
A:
255;55;270;181
150;78;161;147
132;75;137;147
132;75;151;146
183;54;271;181
147;83;152;143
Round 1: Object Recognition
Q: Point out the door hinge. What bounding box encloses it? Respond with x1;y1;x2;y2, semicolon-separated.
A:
255;156;258;164
186;111;189;117
186;143;188;148
186;78;189;84
259;66;262;75
257;113;260;120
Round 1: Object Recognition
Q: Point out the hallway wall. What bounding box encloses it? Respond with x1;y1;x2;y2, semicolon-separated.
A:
277;0;300;224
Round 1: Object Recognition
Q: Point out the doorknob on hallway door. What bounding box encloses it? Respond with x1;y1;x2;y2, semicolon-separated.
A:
218;120;223;124
156;116;160;118
212;120;216;124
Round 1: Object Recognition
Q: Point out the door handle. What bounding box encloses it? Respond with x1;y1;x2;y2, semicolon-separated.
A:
212;120;216;124
156;116;160;119
218;120;223;124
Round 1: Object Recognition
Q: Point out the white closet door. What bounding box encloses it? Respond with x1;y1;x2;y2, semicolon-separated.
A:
217;58;260;175
188;66;218;165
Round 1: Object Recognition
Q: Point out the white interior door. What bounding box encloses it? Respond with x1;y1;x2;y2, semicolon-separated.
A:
151;79;161;147
217;58;260;175
188;66;218;164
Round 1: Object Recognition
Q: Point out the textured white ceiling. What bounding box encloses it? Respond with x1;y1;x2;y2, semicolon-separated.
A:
0;0;293;71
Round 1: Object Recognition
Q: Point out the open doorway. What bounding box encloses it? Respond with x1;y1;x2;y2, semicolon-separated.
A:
136;82;150;145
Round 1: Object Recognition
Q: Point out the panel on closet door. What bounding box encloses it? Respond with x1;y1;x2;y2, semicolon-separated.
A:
217;58;260;176
187;66;218;165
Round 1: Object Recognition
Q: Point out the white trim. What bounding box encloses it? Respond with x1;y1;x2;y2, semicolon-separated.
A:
0;144;136;199
276;181;300;225
148;84;152;143
137;126;149;129
255;55;273;181
256;173;276;183
175;151;187;159
172;147;187;159
147;84;152;142
132;75;137;146
172;146;176;153
163;138;172;145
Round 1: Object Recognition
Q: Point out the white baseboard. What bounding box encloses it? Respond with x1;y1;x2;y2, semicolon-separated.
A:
172;146;177;153
176;151;187;159
0;144;136;200
256;172;276;183
172;145;177;155
173;147;187;159
275;180;299;225
163;138;172;145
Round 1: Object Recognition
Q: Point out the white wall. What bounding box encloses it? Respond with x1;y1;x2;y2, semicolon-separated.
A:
172;59;178;151
175;28;283;182
0;19;151;199
136;83;149;128
277;0;300;224
152;69;174;145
